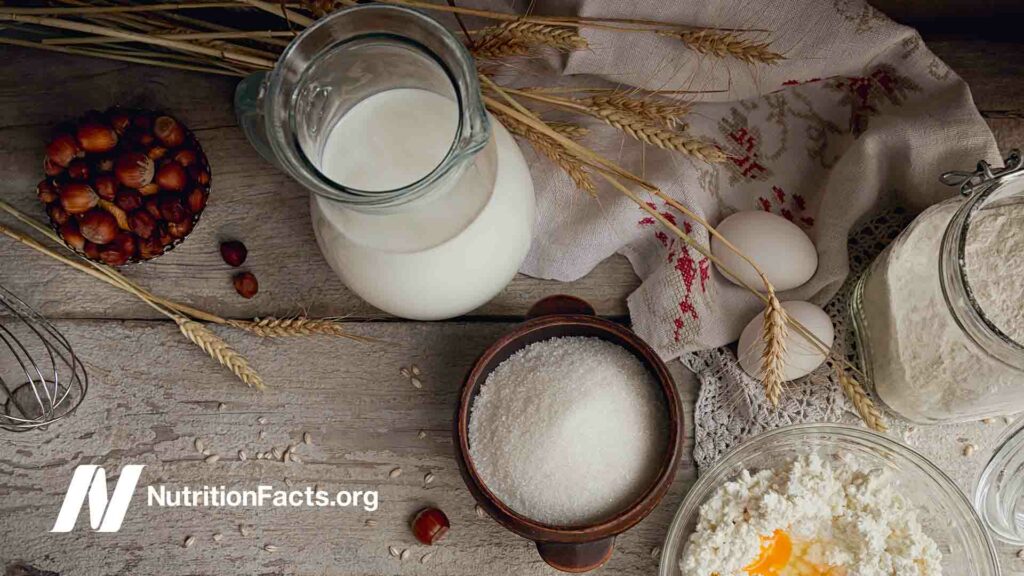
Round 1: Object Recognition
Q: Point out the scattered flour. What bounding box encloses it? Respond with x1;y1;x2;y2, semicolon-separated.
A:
469;336;667;526
860;200;1024;422
680;453;942;576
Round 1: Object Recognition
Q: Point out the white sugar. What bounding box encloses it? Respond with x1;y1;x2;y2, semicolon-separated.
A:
468;336;667;526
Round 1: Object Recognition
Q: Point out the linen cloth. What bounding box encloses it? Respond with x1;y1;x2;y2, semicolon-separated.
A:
492;0;1003;466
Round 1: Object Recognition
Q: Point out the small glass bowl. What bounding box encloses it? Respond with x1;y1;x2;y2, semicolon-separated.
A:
659;424;999;576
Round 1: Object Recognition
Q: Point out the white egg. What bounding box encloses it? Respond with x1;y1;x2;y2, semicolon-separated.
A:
737;301;834;382
711;210;818;292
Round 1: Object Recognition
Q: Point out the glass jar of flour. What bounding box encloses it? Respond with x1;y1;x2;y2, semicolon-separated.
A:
235;5;535;320
851;150;1024;423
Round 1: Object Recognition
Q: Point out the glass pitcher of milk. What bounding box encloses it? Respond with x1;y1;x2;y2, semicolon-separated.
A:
234;4;535;320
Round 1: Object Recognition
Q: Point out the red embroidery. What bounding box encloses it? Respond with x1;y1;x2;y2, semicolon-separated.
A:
726;127;769;180
757;185;815;229
638;202;710;343
826;65;921;136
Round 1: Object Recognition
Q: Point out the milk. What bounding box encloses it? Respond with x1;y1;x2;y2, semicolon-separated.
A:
310;88;535;320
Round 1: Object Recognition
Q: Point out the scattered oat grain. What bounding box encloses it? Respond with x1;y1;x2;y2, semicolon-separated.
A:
982;417;995;424
365;518;377;527
212;533;223;542
475;504;485;518
238;450;247;461
183;535;195;548
389;466;402;479
389;545;400;557
257;416;268;425
194;438;204;453
417;429;427;439
424;472;434;486
651;546;661;559
272;447;282;460
291;453;303;464
963;443;977;457
400;548;410;561
239;525;251;537
303;432;312;445
420;551;434;564
412;364;422;376
264;544;278;553
217;402;226;411
259;429;266;439
204;454;220;464
400;366;411;378
410;377;423;389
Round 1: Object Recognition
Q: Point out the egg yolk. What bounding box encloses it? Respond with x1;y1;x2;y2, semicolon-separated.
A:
743;530;843;576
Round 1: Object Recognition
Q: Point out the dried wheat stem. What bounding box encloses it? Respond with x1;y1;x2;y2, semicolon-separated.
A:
836;369;887;431
760;286;787;407
175;316;265;389
2;3;245;16
547;122;589;140
0;38;246;77
495;112;595;195
44;30;295;46
237;0;315;27
662;29;784;65
0;13;276;68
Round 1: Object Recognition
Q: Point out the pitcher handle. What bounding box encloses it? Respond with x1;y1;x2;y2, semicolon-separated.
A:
234;71;279;167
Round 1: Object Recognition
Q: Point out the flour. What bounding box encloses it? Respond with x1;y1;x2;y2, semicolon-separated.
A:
680;454;942;576
859;200;1024;422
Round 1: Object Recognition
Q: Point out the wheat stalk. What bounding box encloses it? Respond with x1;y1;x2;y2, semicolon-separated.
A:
578;94;691;129
759;287;787;407
662;29;784;65
227;317;374;341
494;111;596;195
175;316;265;389
836;369;887;431
470;20;587;59
546;122;589;140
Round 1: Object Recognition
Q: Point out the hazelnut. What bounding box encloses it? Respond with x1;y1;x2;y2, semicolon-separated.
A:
46;133;82;167
43;157;64;177
115;188;143;212
82;241;100;261
98;234;135;266
128;210;157;239
114;152;154;189
77;122;118;153
159;196;188;223
138;235;165;259
147;146;168;161
188;164;210;186
219;240;247;267
109;111;131;135
59;220;86;251
155;162;187;192
48;204;70;226
154;116;185;148
232;271;259;299
166;218;193;239
144;197;162;219
79;208;119;244
67;159;90;181
132;113;153;132
93;174;118;201
138;182;160;196
173;149;197;167
59;182;99;214
186;187;207;213
37;179;58;204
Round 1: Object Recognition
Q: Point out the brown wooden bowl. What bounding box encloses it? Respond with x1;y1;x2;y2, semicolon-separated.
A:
454;295;683;573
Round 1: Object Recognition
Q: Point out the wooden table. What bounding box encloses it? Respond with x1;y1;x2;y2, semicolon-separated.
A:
2;26;1024;576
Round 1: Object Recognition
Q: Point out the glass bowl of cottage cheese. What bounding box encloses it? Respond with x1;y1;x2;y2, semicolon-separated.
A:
660;424;998;576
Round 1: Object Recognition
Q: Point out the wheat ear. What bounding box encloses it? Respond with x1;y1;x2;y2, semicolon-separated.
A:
579;95;691;129
662;29;784;65
175;316;265;389
471;20;587;59
586;105;726;162
760;286;787;407
836;369;887;431
228;316;373;341
493;111;596;195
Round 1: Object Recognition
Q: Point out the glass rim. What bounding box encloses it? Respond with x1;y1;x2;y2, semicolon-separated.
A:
264;4;490;208
941;168;1024;371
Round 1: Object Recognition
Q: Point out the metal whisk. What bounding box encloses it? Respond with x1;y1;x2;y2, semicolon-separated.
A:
0;284;87;432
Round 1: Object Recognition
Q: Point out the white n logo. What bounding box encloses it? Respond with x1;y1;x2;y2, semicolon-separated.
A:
51;465;145;533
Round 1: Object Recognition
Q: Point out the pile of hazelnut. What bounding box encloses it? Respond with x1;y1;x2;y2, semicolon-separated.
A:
38;108;211;266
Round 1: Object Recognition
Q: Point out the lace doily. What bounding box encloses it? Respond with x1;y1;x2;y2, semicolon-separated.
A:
685;208;914;472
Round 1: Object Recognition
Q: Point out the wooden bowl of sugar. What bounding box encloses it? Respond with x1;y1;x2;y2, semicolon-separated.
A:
454;295;683;573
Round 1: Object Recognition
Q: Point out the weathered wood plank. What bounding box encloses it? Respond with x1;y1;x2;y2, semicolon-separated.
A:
1;40;1022;321
0;320;696;576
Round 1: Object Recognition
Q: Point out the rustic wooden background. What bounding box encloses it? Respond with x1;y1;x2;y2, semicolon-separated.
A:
2;4;1024;575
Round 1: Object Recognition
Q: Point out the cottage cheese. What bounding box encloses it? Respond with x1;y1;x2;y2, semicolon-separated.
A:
680;454;942;576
